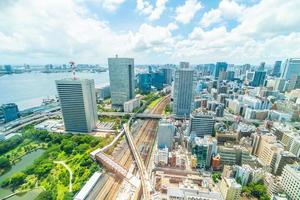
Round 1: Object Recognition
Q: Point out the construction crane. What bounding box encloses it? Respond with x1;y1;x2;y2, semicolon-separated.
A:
69;61;76;80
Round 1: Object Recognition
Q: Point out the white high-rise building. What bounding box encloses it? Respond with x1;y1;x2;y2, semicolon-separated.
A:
281;58;300;80
281;163;300;200
56;78;98;133
108;56;134;108
157;119;175;149
173;65;196;117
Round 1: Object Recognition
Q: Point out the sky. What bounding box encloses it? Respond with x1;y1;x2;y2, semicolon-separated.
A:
0;0;300;65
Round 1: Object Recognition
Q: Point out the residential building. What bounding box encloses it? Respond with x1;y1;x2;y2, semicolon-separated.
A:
173;67;196;117
108;56;134;108
220;178;242;200
281;58;300;80
281;163;300;200
264;173;283;197
56;78;98;133
273;151;297;176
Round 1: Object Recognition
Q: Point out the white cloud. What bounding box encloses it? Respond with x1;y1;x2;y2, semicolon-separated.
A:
175;0;202;24
200;0;244;27
0;0;300;64
100;0;126;11
136;0;168;21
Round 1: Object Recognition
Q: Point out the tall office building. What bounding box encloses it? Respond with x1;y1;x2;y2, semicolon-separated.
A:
281;163;300;200
0;103;19;123
258;62;265;71
138;73;151;94
189;112;215;137
151;72;164;90
160;67;172;85
272;61;282;77
213;62;228;79
173;66;196;117
288;75;300;91
56;79;98;133
250;71;266;87
108;56;134;108
281;58;300;80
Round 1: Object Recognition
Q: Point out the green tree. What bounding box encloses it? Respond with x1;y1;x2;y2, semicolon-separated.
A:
0;157;11;169
10;172;26;189
36;191;53;200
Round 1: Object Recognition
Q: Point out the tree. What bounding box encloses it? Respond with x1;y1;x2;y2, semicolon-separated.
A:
0;157;11;169
212;172;222;183
36;191;53;200
10;172;26;189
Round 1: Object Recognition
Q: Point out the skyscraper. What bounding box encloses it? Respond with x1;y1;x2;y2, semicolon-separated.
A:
258;62;265;71
56;78;98;133
138;73;151;94
288;75;300;91
281;58;300;80
272;61;282;77
173;66;196;117
108;56;134;108
151;72;164;90
250;71;266;87
160;67;172;85
213;62;228;79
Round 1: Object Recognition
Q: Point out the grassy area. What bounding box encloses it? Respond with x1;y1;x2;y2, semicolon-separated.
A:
0;125;113;200
147;97;162;109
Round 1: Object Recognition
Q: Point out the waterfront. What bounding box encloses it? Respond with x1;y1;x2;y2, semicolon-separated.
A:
0;71;109;110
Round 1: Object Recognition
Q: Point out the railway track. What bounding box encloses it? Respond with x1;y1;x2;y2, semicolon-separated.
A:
95;95;170;200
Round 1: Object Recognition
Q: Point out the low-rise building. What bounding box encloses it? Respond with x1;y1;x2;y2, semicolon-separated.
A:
123;98;140;113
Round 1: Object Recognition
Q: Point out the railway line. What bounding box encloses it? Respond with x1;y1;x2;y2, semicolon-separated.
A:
95;95;170;200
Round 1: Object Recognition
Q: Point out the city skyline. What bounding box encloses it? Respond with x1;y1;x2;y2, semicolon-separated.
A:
1;0;300;65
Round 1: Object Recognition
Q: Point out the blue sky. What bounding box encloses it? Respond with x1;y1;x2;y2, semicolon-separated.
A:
0;0;299;65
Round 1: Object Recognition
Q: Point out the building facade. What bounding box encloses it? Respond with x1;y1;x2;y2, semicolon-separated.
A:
108;57;134;108
56;78;98;133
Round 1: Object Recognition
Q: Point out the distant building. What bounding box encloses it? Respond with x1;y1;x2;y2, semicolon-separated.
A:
151;72;164;90
4;65;13;74
226;71;235;81
173;67;196;117
56;78;98;133
108;56;134;108
288;75;300;91
138;73;151;94
160;67;172;85
179;61;189;69
281;163;300;200
250;71;266;87
220;178;242;200
123;98;140;113
189;112;215;137
214;62;228;79
96;85;110;101
157;119;175;149
0;103;19;123
258;62;265;71
272;61;282;77
281;58;300;80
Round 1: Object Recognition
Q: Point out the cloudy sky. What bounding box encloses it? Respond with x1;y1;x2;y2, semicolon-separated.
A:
0;0;300;65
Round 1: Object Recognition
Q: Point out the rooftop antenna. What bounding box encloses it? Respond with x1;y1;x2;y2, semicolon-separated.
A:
69;61;76;80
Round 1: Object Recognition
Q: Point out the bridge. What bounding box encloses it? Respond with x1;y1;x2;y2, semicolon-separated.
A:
90;149;140;188
98;112;163;119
